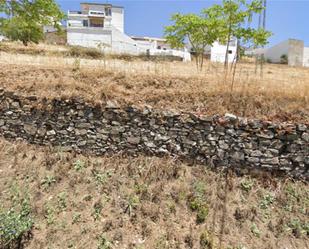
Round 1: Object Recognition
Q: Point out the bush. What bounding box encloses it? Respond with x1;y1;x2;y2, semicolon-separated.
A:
0;198;33;249
68;46;104;59
280;54;288;64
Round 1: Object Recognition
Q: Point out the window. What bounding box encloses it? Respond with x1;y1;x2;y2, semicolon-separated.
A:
157;46;161;50
83;20;88;27
105;7;112;16
228;50;233;54
89;18;104;28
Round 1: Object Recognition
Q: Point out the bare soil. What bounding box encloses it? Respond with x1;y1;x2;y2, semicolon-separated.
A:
0;138;308;249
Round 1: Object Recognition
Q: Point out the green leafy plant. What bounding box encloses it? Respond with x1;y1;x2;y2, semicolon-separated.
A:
251;223;261;238
57;192;67;212
41;175;56;190
72;213;81;225
187;182;209;224
0;0;64;46
200;230;213;249
97;234;112;249
0;187;33;248
92;169;113;186
73;159;85;172
92;201;103;221
44;204;55;225
240;179;254;192
125;194;140;216
260;193;275;210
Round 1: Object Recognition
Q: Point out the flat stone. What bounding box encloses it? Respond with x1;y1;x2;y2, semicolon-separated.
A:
127;136;141;145
24;124;37;135
46;130;56;136
301;133;309;142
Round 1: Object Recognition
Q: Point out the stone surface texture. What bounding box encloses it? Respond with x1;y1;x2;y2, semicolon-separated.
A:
0;89;308;179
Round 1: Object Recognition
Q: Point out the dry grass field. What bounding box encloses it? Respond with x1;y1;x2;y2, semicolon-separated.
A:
0;42;308;249
0;138;308;249
0;41;308;123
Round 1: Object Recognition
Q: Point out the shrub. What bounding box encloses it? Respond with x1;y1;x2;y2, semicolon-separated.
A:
280;54;288;64
68;46;103;59
0;197;33;249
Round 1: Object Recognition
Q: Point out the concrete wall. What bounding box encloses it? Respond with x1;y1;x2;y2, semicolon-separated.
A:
303;47;309;67
67;29;112;48
265;40;289;63
288;39;304;67
211;41;237;63
0;90;308;179
111;7;124;33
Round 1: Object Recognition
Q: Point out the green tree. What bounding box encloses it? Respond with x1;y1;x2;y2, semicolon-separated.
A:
0;0;64;46
211;0;270;68
164;13;220;70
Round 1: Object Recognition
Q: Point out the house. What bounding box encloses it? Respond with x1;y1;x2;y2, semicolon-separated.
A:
67;2;191;61
248;39;309;67
186;38;238;63
210;39;238;63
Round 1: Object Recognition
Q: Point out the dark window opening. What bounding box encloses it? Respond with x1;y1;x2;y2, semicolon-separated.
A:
228;50;233;54
89;18;104;28
83;20;88;27
157;46;161;49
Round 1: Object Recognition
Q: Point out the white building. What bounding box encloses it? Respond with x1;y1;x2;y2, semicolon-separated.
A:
247;39;309;67
186;38;238;64
67;2;191;61
210;39;238;63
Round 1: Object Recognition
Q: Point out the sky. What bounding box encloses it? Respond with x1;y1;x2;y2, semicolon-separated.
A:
56;0;309;47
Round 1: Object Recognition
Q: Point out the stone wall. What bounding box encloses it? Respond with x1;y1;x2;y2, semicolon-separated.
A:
0;89;308;179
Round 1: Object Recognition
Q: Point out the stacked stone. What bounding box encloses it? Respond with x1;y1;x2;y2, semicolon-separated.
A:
0;88;308;179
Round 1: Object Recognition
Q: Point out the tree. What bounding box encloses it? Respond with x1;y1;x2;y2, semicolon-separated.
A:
206;0;271;69
0;0;64;46
164;13;220;70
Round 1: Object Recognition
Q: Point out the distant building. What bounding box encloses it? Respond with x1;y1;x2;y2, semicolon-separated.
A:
210;39;238;63
248;39;309;67
186;38;238;64
67;2;191;61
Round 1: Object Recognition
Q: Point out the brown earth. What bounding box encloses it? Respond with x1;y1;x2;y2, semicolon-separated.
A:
0;138;308;249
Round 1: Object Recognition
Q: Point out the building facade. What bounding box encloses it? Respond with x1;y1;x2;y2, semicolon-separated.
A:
67;3;191;61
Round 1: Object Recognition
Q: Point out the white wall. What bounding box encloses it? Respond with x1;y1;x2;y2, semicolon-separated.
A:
264;40;289;63
111;7;124;33
211;41;237;63
67;29;112;48
303;47;309;67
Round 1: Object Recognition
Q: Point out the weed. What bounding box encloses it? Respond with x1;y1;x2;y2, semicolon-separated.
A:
41;175;56;190
251;223;261;238
44;205;55;225
57;192;67;212
200;230;213;249
73;160;85;172
92;202;103;221
72;213;81;224
92;169;113;186
0;187;33;248
97;234;112;249
187;181;209;224
155;235;169;249
240;179;254;192
125;194;140;216
260;193;275;210
286;219;309;238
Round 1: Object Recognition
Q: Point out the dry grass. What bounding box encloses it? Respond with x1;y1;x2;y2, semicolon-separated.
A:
0;42;308;122
0;138;308;249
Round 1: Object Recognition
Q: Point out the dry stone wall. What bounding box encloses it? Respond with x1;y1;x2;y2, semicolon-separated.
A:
0;89;308;179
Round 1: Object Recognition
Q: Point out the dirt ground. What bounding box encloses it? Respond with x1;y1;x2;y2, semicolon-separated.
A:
0;138;308;249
